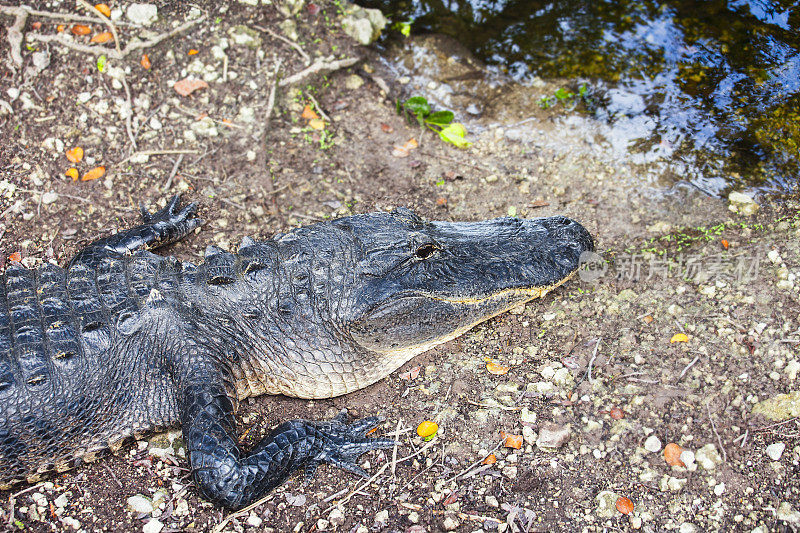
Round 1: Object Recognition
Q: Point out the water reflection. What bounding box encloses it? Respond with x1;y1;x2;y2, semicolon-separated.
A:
361;0;800;193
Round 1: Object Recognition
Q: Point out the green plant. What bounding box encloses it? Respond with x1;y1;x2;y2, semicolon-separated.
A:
539;83;591;110
396;96;472;148
392;20;412;37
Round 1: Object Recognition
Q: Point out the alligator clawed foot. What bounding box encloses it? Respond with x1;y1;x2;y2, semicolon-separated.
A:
139;195;204;246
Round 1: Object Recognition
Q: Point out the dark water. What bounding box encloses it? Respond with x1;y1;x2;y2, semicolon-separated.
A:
360;0;800;194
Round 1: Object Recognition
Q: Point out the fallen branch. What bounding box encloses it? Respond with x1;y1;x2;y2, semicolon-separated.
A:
279;57;359;87
4;6;27;70
252;24;310;65
162;154;185;191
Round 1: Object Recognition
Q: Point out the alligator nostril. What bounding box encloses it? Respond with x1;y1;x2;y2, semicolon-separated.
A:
557;217;573;227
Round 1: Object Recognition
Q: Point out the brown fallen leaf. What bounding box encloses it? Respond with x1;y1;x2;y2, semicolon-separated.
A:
380;122;393;133
188;49;199;55
140;54;152;69
31;21;42;30
670;333;689;343
399;366;421;381
609;406;625;420
664;442;685;467
501;431;522;449
616;496;634;515
90;31;113;44
8;252;22;263
81;166;105;181
530;199;550;208
173;77;209;97
392;138;419;158
71;24;91;36
66;147;84;163
57;24;65;32
301;104;319;120
94;3;111;17
482;454;497;465
65;168;79;181
308;118;326;131
486;361;510;375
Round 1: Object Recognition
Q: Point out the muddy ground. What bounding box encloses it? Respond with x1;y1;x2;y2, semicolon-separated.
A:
0;1;799;532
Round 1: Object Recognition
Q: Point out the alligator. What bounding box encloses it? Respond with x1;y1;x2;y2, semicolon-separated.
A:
0;196;593;509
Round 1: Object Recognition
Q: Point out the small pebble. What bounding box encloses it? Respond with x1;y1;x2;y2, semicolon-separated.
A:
766;442;785;461
644;435;662;453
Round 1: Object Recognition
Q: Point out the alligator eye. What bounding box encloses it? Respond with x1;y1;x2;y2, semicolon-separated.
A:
415;243;438;259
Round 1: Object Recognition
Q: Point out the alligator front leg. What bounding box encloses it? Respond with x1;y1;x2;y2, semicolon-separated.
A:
70;195;202;268
180;363;396;509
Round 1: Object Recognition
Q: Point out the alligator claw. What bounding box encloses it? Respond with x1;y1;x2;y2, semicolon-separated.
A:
139;195;203;246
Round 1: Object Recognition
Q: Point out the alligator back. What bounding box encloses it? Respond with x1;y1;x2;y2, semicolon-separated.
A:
0;254;179;488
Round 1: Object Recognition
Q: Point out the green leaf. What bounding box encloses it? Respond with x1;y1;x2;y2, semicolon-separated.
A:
438;123;472;148
97;55;107;73
554;87;572;100
403;96;430;117
399;21;411;37
507;205;517;217
426;110;454;126
579;84;588;97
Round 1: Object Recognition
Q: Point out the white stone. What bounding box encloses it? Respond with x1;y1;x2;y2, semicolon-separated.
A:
777;502;800;524
374;509;389;525
127;4;158;25
328;507;346;527
766;442;785;461
126;495;154;514
41;191;58;204
714;482;725;496
768;250;782;264
246;513;262;527
644;435;662;453
728;191;759;215
695;444;722;470
679;523;698;533
142;519;164;533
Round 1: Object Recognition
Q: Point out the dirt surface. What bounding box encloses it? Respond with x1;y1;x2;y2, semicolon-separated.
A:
1;1;799;532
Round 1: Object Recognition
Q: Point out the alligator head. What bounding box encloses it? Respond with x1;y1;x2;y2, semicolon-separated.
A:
341;208;593;359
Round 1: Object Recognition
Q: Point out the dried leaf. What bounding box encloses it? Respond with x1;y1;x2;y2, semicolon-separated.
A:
173;77;209;97
501;432;522;449
416;420;438;440
90;31;113;44
643;315;654;324
392;146;410;158
670;333;689;343
442;491;459;506
609;407;625;420
94;3;111;17
721;239;729;249
482;454;497;465
399;365;421;381
308;118;326;131
140;54;152;69
8;252;22;263
664;442;685;467
65;168;79;181
188;49;199;55
81;166;105;181
404;138;418;150
301;105;319;120
380;122;393;133
71;24;91;36
486;361;510;375
57;25;65;32
31;21;42;30
615;496;634;515
436;197;447;206
66;147;84;163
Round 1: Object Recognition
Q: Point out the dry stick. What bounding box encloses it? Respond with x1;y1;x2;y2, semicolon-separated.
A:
77;0;121;55
305;92;331;123
398;502;502;525
585;337;602;383
118;149;200;165
706;401;727;463
677;354;701;382
211;494;275;533
391;419;402;477
252;24;311;65
102;462;123;488
6;483;44;527
0;5;135;25
279;57;359;87
4;6;27;70
443;440;504;484
163;154;185;191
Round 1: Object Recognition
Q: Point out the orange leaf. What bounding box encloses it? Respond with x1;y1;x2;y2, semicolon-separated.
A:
301;105;319;120
8;252;22;263
670;333;689;343
65;168;79;181
90;31;113;44
57;24;65;32
380;122;393;133
66;147;84;163
81;166;105;181
664;442;685;467
31;21;42;30
94;3;111;17
308;118;326;131
188;49;199;55
404;138;418;150
436;197;447;206
721;239;729;249
140;54;152;69
616;496;634;515
482;454;497;465
173;77;209;97
643;315;654;324
501;432;522;449
71;24;91;36
486;361;510;375
416;420;438;440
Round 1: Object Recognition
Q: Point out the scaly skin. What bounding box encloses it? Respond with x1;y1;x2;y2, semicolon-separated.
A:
0;196;593;508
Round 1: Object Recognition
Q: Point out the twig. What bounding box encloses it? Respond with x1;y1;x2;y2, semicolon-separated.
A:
0;5;134;25
753;417;799;432
706;401;727;463
677;354;701;382
443;440;504;484
163;154;185;191
120;16;205;57
586;337;602;383
252;25;311;65
15;188;90;203
465;399;521;412
279;57;359;87
211;493;274;533
76;0;121;55
391;419;401;477
102;462;123;488
305;92;331;123
7;483;44;527
398;502;502;525
4;6;27;70
321;487;349;504
118;149;200;165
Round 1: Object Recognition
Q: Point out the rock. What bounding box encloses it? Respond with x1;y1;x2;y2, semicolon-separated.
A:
441;514;460;531
679;523;698;533
695;444;722;470
753;391;800;420
778;502;800;524
127;494;154;514
644;435;662;453
374;509;389;526
126;3;158;25
680;449;696;471
228;25;263;49
536;422;571;450
278;19;299;42
766;442;785;461
345;74;365;90
54;493;69;508
485;174;499;183
60;517;81;530
142;518;164;533
278;0;306;16
328;508;346;527
340;5;387;45
41;191;59;205
647;221;672;233
316;519;329;530
786;360;800;381
238;0;260;5
596;490;619;518
728;191;759;215
767;250;782;264
485;495;499;508
522;425;536;445
191;117;219;137
247;513;262;527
